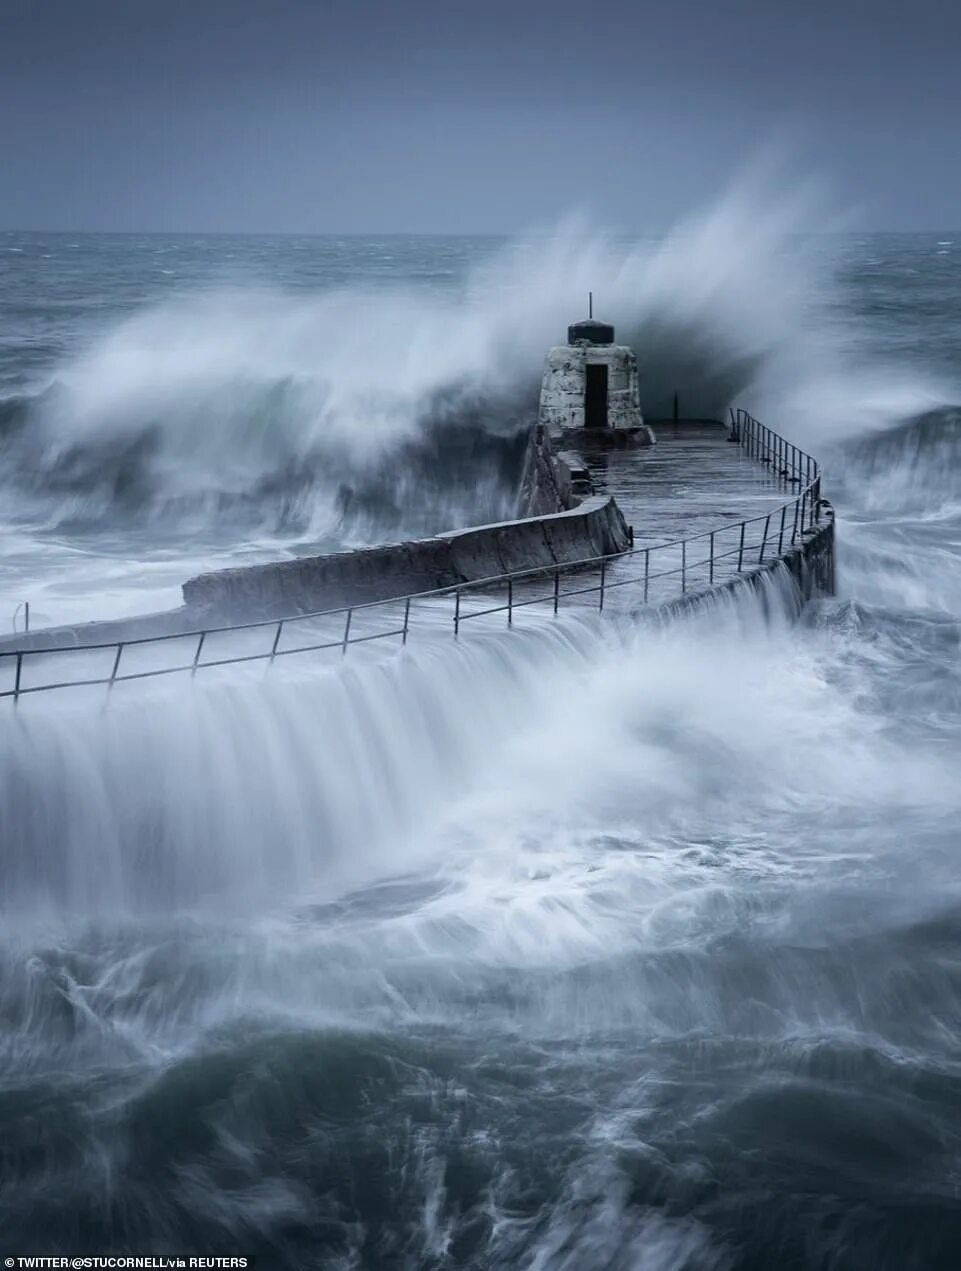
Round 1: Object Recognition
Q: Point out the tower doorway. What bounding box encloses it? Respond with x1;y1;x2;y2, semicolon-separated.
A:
584;363;608;429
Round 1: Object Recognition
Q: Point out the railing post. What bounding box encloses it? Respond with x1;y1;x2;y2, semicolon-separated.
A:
737;522;746;571
13;651;23;704
269;619;284;664
681;539;687;594
644;549;650;603
758;513;770;564
402;597;411;645
814;475;822;522
791;495;800;544
108;643;124;691
599;560;606;612
191;630;206;677
778;504;787;555
553;569;560;615
709;531;715;585
341;608;352;655
507;578;513;627
454;588;461;636
800;489;807;535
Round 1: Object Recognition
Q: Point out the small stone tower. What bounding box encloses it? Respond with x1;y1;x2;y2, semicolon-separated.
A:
538;309;648;439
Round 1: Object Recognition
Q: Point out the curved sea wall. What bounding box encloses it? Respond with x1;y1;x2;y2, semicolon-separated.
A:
182;494;629;620
1;493;629;652
182;421;609;621
3;421;610;651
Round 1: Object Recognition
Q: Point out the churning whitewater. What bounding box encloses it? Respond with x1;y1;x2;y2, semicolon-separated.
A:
2;199;961;1268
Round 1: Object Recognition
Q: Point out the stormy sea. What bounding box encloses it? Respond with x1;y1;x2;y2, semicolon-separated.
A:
2;194;961;1269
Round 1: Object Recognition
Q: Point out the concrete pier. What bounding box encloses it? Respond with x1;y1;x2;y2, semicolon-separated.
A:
0;413;834;703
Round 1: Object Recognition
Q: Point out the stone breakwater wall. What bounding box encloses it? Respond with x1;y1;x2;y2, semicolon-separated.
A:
0;496;629;652
517;423;592;516
180;422;616;621
183;495;630;620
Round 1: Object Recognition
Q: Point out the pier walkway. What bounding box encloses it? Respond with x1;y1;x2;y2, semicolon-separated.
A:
506;421;818;617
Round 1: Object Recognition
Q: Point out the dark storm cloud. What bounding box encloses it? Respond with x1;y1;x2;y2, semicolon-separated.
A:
1;0;959;231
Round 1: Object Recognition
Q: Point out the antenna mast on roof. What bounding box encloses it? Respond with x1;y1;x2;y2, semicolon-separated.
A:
589;291;593;320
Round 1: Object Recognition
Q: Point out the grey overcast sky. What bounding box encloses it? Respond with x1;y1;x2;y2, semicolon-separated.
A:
1;0;959;233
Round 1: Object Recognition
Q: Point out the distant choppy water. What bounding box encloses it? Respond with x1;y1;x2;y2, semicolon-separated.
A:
3;220;961;1269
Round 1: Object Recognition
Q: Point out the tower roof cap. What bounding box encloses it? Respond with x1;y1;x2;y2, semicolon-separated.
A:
568;318;615;345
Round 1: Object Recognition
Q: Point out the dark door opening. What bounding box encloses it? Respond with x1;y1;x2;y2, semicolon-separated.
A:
584;363;608;429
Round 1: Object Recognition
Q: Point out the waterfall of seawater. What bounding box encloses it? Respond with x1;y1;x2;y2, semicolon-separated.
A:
2;572;802;921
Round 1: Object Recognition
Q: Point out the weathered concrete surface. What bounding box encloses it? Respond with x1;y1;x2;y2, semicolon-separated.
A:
540;341;647;433
182;495;631;621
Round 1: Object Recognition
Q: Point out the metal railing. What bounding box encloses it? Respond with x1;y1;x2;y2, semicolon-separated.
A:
0;411;825;704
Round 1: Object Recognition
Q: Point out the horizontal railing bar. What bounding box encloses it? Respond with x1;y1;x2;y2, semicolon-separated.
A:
458;587;560;619
456;602;524;621
188;650;289;671
273;627;408;658
461;553;762;615
114;662;197;683
328;626;407;648
1;673;123;697
0;626;415;696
